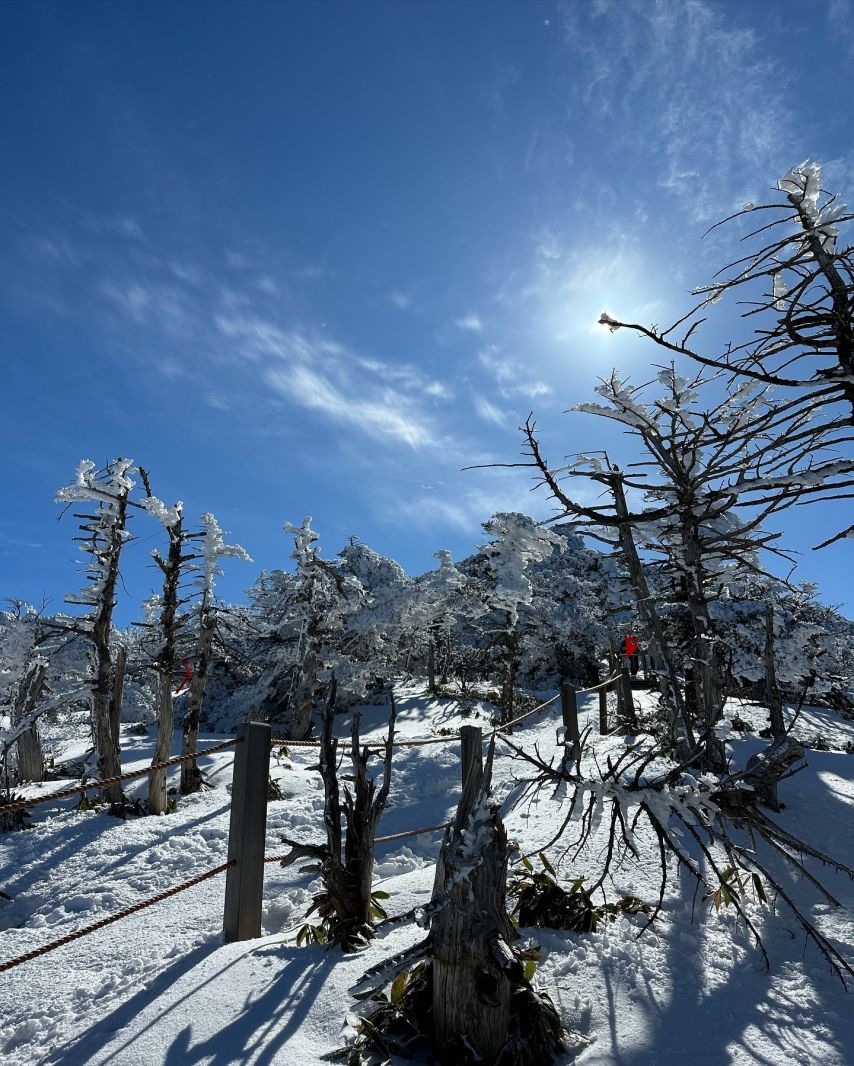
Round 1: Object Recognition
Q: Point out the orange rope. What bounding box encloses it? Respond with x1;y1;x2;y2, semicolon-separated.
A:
272;734;457;749
0;737;241;818
577;671;622;694
375;821;452;843
0;860;234;974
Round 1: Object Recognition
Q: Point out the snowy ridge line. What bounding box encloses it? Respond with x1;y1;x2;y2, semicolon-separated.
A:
0;737;241;817
0;860;235;975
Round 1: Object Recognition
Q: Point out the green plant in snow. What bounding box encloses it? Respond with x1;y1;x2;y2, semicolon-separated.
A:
296;890;391;951
507;853;649;933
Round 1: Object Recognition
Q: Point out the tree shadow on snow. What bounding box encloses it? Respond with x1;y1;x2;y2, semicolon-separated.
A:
45;938;223;1066
582;751;854;1066
162;951;334;1066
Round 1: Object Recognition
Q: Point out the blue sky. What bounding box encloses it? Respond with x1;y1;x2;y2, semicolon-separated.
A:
2;0;853;622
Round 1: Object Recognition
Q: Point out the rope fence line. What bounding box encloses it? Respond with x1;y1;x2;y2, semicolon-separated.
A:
262;820;455;865
0;737;241;819
271;734;454;749
492;693;559;733
270;673;623;753
577;671;623;695
0;672;627;972
375;820;454;844
0;860;235;975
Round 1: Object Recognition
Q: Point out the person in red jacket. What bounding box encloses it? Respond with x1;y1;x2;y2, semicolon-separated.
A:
620;634;639;676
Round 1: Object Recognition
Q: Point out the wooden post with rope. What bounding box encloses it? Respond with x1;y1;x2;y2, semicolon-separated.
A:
598;681;609;735
619;667;638;734
460;725;482;789
560;682;581;769
223;721;271;943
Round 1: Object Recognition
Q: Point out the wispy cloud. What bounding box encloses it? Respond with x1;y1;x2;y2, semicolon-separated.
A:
473;394;506;427
213;312;439;447
386;461;577;538
388;290;413;310
85;213;144;240
267;364;432;447
478;347;553;399
557;0;796;223
28;232;82;267
101;279;191;336
455;311;484;333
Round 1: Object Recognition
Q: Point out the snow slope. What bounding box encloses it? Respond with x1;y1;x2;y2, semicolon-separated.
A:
1;684;853;1065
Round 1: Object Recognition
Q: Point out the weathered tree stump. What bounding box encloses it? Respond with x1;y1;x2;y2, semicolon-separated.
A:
14;661;47;783
720;735;805;812
430;738;521;1063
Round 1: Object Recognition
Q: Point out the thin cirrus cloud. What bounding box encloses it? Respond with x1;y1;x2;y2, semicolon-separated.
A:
391;479;550;535
266;363;434;448
478;347;552;399
387;290;413;310
555;0;797;225
95;250;453;452
455;310;483;332
473;394;506;428
214;310;442;448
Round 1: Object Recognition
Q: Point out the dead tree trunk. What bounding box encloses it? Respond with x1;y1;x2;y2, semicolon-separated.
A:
281;683;395;947
149;675;174;814
440;628;451;686
89;497;130;808
720;735;805;812
148;507;184;815
428;632;437;694
430;738;519;1064
350;733;567;1064
287;613;322;741
180;609;214;795
57;459;133;808
110;644;126;759
500;620;518;727
678;525;727;772
609;476;695;759
765;604;785;739
14;661;47;783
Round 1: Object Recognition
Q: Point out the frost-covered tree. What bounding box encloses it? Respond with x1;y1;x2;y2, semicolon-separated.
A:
0;604;49;782
517;357;853;766
180;512;251;793
516;526;611;689
55;459;135;806
252;518;362;739
710;576;854;715
138;472;193;815
474;513;562;724
601;160;854;546
400;549;469;693
337;540;410;682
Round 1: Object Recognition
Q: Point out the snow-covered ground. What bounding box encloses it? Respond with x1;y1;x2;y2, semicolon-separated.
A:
2;684;853;1065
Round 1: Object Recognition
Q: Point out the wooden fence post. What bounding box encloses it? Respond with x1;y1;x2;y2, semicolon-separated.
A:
599;683;609;735
560;682;581;768
619;667;637;734
457;725;483;832
223;721;271;943
460;725;482;789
